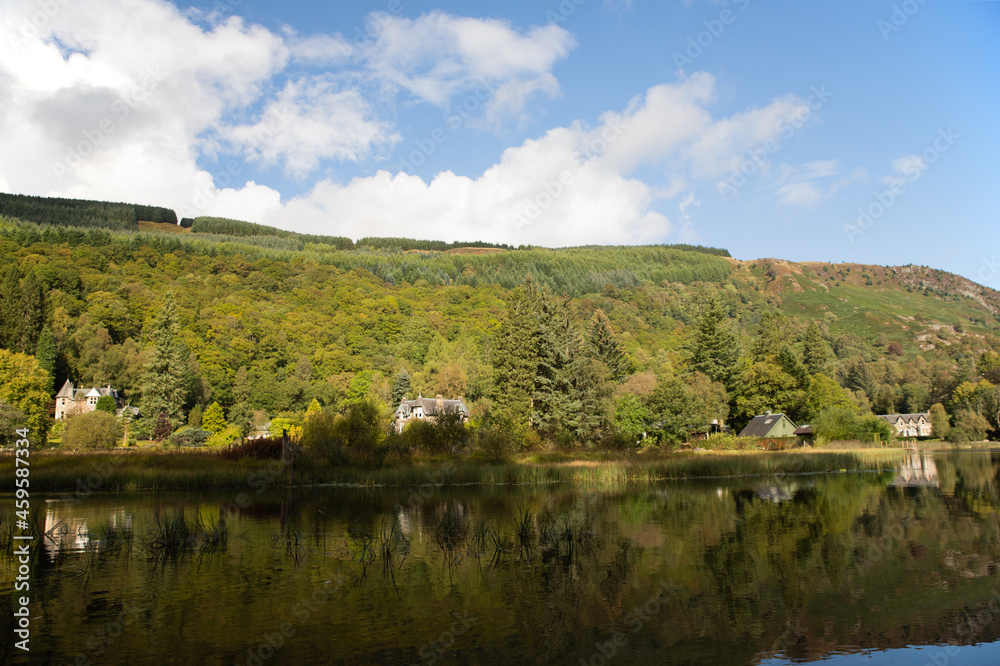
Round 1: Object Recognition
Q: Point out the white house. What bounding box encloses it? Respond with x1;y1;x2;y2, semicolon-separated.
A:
877;412;933;438
394;394;469;434
54;380;130;420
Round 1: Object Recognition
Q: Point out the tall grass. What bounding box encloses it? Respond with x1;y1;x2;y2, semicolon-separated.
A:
0;448;907;493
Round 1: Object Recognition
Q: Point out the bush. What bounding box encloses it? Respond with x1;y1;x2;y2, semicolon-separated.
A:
168;427;212;447
95;395;117;414
63;411;123;450
301;409;346;465
473;411;526;462
813;406;892;444
950;409;991;443
218;436;283;460
336;400;390;468
206;424;243;448
702;433;762;451
401;412;469;454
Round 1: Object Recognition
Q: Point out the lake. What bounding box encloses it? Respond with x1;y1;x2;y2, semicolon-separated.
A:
3;450;1000;665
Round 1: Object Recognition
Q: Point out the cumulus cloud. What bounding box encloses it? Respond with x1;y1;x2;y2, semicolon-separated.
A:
0;0;825;246
261;74;808;247
358;12;575;122
221;77;399;178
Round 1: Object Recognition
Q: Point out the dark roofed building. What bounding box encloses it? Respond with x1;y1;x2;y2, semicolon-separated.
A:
394;394;469;433
738;412;798;438
878;413;932;437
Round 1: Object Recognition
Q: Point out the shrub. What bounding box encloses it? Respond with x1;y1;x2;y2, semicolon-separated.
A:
301;409;345;465
813;406;892;444
202;402;226;434
168;427;212;447
63;411;123;450
474;411;526;462
336;400;390;468
218;436;283;461
401;412;469;454
950;409;990;442
206;424;243;448
702;433;761;451
95;395;117;414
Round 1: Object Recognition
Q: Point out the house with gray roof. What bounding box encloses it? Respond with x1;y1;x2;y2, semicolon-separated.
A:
394;394;469;433
878;412;932;437
738;412;798;438
54;380;133;420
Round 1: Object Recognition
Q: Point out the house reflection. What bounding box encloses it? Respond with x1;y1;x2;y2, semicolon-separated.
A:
42;503;132;558
891;452;939;488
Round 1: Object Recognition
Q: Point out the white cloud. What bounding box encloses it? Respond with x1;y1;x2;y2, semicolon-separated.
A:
772;160;865;208
0;0;577;209
358;12;575;123
221;77;399;178
261;74;808;247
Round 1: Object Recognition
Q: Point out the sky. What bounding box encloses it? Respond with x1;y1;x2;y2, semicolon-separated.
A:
0;0;998;286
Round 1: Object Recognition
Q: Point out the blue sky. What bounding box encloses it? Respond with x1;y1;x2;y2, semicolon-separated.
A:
0;0;998;286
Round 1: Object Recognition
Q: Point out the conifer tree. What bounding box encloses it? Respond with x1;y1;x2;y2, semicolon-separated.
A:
690;294;739;386
803;320;832;376
586;309;631;382
138;293;189;436
0;266;19;350
491;286;538;422
202;401;226;434
35;326;57;395
391;369;411;406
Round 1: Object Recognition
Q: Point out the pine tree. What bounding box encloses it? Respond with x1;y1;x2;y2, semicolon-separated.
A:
18;272;45;355
138;294;189;436
586;309;631;382
491;286;538;422
0;267;21;350
531;291;577;436
803;320;831;376
690;294;740;386
35;326;57;395
391;369;411;406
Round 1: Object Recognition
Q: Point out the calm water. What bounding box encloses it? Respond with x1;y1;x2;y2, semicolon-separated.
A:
3;451;1000;665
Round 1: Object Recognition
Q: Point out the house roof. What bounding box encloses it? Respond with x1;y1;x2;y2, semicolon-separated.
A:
739;413;796;437
396;394;468;417
878;413;929;423
793;425;814;436
56;379;75;398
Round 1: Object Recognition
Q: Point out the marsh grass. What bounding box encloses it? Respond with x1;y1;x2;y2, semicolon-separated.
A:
2;447;907;493
141;508;228;558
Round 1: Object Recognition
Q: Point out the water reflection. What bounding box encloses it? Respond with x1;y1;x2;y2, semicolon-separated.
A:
2;452;1000;665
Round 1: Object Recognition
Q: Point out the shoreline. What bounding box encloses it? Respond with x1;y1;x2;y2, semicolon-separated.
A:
0;447;925;493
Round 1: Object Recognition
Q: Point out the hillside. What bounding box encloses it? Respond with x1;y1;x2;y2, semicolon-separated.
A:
1;195;998;447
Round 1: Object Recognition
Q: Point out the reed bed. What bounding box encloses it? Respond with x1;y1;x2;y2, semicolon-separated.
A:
0;448;908;493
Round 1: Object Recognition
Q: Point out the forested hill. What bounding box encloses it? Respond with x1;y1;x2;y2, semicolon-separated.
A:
1;199;999;447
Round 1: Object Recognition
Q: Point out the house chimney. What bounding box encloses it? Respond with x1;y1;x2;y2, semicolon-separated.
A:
436;394;444;411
